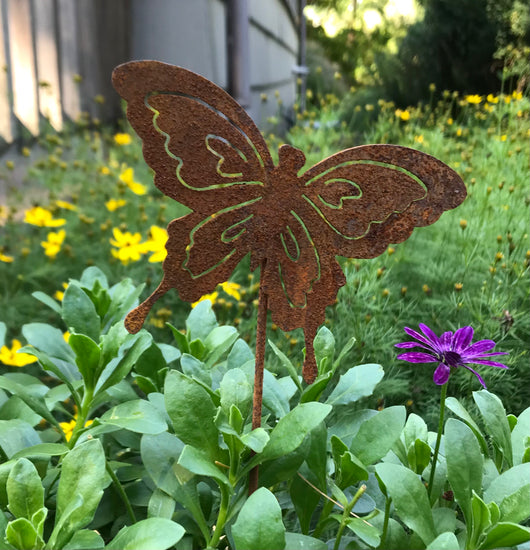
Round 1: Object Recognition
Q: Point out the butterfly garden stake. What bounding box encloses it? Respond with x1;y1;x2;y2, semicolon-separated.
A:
112;61;466;491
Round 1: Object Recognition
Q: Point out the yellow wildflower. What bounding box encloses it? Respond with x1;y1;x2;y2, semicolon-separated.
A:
119;167;147;195
60;414;93;442
63;331;70;343
110;228;146;264
414;135;424;143
144;225;168;263
192;293;218;308
395;109;410;121
54;282;68;301
99;166;111;175
456;128;462;137
105;198;127;212
512;90;523;100
0;251;14;263
55;200;77;211
41;229;66;259
0;339;37;367
447;117;453;125
465;94;482;104
219;281;242;300
24;206;66;227
486;93;499;104
114;133;132;145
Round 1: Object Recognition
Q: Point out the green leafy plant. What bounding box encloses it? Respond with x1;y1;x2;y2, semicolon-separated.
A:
0;268;528;549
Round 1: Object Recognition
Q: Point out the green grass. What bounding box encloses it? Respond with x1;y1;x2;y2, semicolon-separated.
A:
1;89;528;425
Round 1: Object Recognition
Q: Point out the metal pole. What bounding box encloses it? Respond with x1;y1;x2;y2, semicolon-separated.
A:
228;0;250;109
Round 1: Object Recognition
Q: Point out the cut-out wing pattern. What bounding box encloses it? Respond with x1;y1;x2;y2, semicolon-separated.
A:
112;60;467;383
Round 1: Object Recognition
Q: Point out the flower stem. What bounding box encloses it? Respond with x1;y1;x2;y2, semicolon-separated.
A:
105;460;137;524
333;485;366;550
380;496;391;549
427;383;448;500
207;484;231;549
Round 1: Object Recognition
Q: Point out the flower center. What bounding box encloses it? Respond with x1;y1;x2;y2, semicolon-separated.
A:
443;350;462;368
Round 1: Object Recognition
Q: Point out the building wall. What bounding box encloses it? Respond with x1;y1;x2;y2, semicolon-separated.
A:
0;0;300;147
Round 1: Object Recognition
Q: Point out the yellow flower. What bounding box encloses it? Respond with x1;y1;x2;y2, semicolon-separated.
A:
414;135;424;143
486;93;499;104
110;228;146;264
60;414;93;442
144;225;168;263
465;94;482;104
0;339;37;367
512;90;523;100
456;128;462;137
99;166;111;175
499;135;507;142
105;198;127;212
54;282;68;301
0;252;14;263
119;167;147;195
24;206;66;227
192;293;218;308
395;109;410;121
219;281;242;300
41;229;66;258
55;200;77;211
63;331;70;342
447;117;453;125
114;133;132;145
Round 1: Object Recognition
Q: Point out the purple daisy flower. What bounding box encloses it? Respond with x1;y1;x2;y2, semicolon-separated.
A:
395;323;509;388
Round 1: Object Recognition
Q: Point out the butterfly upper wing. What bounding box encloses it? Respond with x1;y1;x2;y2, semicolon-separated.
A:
261;144;466;382
112;61;274;330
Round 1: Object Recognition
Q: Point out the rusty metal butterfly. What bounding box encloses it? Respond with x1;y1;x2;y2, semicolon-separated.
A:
112;60;466;384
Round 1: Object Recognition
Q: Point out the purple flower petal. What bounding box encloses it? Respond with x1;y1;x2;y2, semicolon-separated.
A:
403;326;437;349
440;331;453;348
464;340;497;355
419;323;443;350
433;363;450;385
452;326;474;352
467;359;509;369
397;352;438;363
463;366;487;388
395;341;430;349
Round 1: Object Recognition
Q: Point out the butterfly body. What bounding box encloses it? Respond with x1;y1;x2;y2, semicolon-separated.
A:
112;60;466;383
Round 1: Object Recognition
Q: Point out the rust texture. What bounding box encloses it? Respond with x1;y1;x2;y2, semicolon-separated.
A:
112;60;466;384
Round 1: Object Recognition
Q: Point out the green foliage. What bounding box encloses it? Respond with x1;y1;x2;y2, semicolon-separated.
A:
0;275;529;548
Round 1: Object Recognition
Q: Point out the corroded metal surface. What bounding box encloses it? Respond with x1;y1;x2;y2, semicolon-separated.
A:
112;60;466;384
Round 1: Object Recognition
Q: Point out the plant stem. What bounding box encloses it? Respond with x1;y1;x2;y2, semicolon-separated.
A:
333;485;366;550
380;496;391;550
249;260;268;494
105;460;137;524
427;383;448;500
207;484;231;549
68;386;94;448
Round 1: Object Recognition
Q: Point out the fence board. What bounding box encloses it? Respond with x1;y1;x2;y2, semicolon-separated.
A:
7;0;39;135
33;0;62;131
0;0;15;143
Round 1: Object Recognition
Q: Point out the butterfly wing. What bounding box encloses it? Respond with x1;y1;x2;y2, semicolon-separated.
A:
264;144;466;382
112;61;274;330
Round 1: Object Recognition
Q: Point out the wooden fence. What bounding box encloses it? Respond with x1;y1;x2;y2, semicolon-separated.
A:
0;0;301;149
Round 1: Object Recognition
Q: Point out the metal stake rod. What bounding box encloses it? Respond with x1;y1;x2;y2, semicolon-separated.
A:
249;259;268;494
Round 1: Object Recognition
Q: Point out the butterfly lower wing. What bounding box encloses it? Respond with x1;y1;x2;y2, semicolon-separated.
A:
125;202;256;332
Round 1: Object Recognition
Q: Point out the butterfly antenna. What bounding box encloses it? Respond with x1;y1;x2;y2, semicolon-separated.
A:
124;279;172;334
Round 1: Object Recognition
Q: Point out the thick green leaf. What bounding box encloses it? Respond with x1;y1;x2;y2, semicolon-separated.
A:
408;438;432;474
180;353;211;387
0;419;41;458
164;370;219;459
402;413;428;450
0;322;6;346
62;529;104;549
104;279;144;330
473;390;513;466
240;428;269;453
49;439;108;549
469;491;492;549
261;369;291;419
6;459;43;520
220;368;252;419
480;522;530;550
68;334;100;389
313;326;335;371
345;516;381;547
425;532;460;550
445;418;483;525
284;532;327;550
106;518;185;550
166;323;190;354
147;489;176;519
511;407;530;465
232;488;286;550
6;517;44;550
100;399;167;434
94;331;152;395
31;291;62;314
445;396;489;455
350;406;406;465
204;325;238;367
21;323;75;363
290;469;322;534
268;339;303;392
178;445;229;487
300;372;332;403
62;284;101;341
483;462;530;523
375;462;437;546
186;300;217;342
325;364;384;405
250;402;331;467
